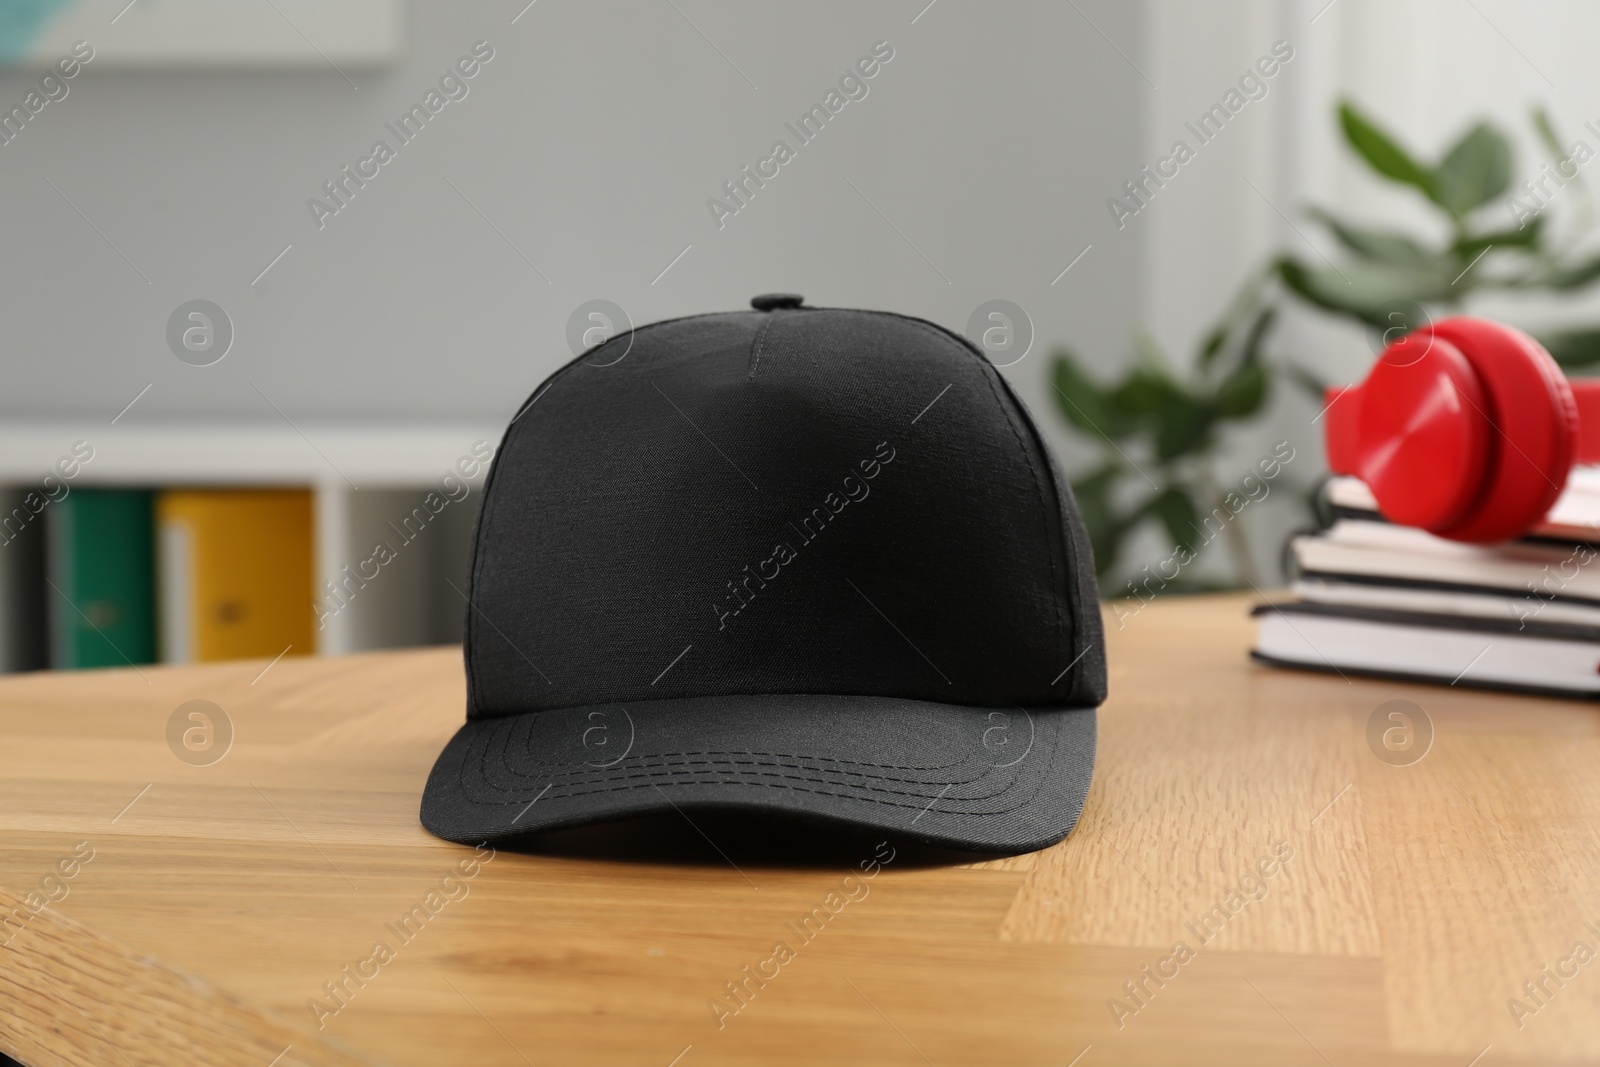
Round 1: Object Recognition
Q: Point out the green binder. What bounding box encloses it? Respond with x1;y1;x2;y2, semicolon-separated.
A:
46;489;156;669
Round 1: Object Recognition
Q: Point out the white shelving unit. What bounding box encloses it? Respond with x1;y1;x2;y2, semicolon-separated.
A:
0;419;504;669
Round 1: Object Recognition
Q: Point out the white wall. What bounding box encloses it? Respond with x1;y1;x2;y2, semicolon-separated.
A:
0;0;1146;487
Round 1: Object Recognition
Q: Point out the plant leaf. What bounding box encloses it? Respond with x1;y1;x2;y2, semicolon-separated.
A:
1307;206;1438;267
1338;100;1437;202
1051;353;1132;440
1276;256;1452;328
1108;364;1186;417
1197;320;1228;372
1432;122;1513;215
1208;306;1274;419
1143;485;1202;556
1214;360;1269;419
1284;361;1330;404
1196;267;1271;374
1069;463;1127;576
1532;106;1566;165
1524;253;1600;290
1453;216;1544;256
1130;328;1168;367
1154;397;1214;460
1536;328;1600;370
1237;305;1277;363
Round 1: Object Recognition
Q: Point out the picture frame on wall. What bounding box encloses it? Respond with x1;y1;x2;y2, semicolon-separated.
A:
0;0;402;69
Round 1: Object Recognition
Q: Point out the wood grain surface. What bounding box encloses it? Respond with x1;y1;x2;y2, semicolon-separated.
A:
1;592;1597;1066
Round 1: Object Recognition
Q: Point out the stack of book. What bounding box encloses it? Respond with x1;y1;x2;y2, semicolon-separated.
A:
1253;470;1600;698
23;488;314;671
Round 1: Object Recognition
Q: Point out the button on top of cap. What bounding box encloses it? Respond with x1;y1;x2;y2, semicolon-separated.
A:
751;293;804;311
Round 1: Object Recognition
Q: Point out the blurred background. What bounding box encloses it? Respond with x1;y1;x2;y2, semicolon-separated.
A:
3;0;1598;671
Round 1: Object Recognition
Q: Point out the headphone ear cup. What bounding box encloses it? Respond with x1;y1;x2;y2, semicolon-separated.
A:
1352;334;1491;532
1426;318;1576;542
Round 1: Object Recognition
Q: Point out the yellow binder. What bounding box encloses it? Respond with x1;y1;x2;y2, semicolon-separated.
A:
157;490;315;663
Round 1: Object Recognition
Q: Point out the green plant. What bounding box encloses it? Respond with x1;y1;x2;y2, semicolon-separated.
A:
1279;100;1600;368
1049;270;1277;587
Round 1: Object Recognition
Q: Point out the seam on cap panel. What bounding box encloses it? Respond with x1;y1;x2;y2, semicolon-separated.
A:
471;762;1025;814
511;768;1019;809
464;725;1031;810
869;312;1073;689
491;752;993;793
452;707;1070;820
747;314;778;380
1033;436;1102;702
466;311;736;716
995;372;1099;700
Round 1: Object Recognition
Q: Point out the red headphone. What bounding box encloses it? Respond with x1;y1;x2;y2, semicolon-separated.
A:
1323;317;1600;543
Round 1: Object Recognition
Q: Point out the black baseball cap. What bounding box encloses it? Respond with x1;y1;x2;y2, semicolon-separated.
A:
420;294;1106;854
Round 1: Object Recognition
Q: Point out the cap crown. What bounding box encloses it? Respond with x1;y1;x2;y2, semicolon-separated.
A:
464;307;1105;718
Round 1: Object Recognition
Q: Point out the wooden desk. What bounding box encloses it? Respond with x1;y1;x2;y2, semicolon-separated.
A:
1;593;1596;1066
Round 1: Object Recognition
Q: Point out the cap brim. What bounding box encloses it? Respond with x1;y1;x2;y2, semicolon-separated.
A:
420;694;1095;855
